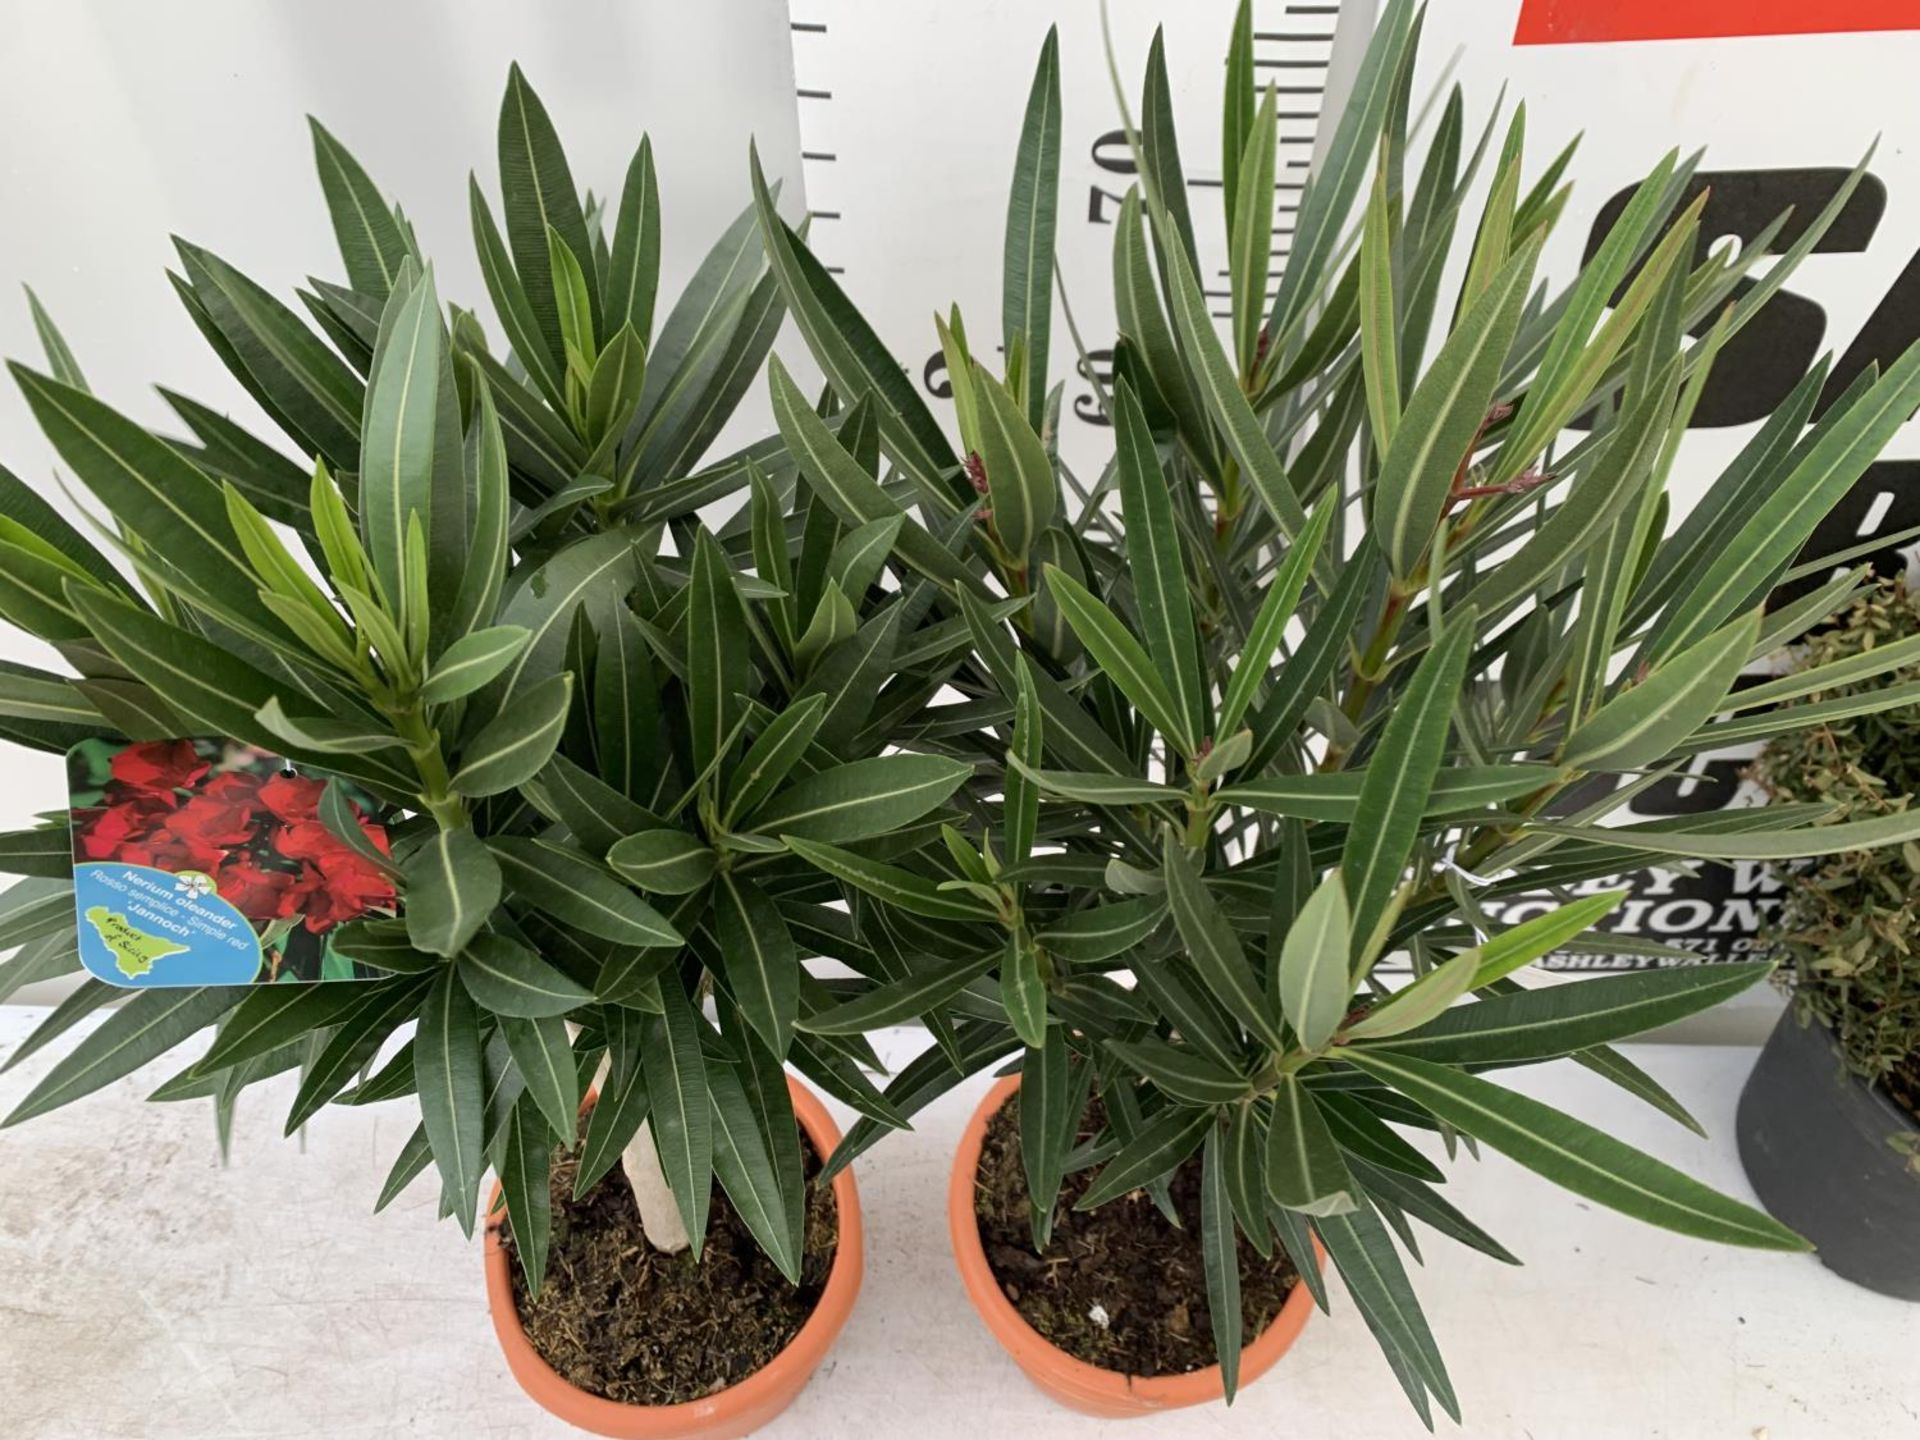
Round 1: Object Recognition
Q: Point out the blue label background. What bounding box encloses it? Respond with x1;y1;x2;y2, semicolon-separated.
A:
74;862;265;988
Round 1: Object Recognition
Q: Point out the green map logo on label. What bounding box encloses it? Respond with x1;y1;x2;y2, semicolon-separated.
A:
84;905;190;979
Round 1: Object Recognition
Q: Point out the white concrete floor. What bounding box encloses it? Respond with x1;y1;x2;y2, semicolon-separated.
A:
0;1008;1914;1440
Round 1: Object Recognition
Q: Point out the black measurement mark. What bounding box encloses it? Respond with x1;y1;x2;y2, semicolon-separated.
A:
801;151;838;162
1286;3;1341;12
1255;31;1336;41
808;210;842;221
1256;58;1331;68
825;265;846;275
1189;175;1309;191
797;88;833;100
790;20;827;33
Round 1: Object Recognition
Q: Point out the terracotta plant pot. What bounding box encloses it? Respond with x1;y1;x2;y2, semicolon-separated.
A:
485;1076;864;1439
948;1074;1323;1418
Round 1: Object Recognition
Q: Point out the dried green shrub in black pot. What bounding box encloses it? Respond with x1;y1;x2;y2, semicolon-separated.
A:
1739;578;1920;1300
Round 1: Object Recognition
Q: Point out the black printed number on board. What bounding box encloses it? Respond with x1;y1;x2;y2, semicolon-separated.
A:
919;128;1139;424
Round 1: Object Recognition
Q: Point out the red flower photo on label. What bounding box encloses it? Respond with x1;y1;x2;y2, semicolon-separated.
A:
67;736;397;982
109;738;210;793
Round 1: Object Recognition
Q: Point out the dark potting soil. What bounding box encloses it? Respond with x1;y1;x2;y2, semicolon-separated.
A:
503;1124;838;1406
974;1093;1301;1378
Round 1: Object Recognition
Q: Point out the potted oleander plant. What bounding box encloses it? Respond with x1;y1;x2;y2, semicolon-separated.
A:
0;65;974;1439
1737;576;1920;1300
757;0;1920;1424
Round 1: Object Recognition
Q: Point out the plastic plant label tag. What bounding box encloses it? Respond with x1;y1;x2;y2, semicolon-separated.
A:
67;737;398;988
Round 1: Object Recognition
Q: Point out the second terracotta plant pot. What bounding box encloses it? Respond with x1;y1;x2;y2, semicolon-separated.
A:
484;1076;864;1440
948;1074;1323;1419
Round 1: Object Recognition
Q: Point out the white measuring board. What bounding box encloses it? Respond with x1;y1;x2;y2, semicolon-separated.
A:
787;1;1366;478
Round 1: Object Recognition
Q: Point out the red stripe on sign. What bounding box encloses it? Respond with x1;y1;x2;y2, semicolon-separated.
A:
1514;1;1920;44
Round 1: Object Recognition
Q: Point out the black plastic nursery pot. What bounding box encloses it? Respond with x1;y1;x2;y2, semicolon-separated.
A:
1735;1006;1920;1301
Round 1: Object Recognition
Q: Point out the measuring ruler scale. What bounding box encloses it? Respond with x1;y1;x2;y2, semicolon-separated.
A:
785;1;1367;478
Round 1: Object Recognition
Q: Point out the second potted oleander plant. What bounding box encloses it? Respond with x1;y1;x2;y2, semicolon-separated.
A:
762;0;1920;1424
